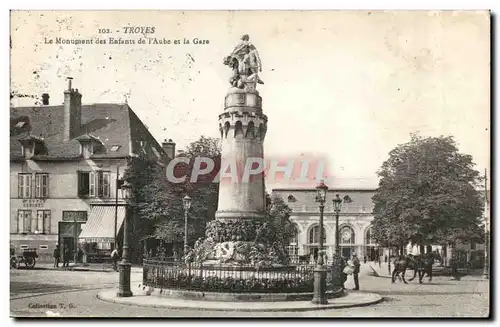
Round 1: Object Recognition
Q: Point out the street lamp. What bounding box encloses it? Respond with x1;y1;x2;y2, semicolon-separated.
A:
183;195;192;257
332;194;342;255
117;180;132;297
331;194;350;292
311;180;328;305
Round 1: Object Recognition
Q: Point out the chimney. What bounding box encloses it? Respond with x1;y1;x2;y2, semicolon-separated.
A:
162;139;176;159
63;77;82;141
41;93;49;105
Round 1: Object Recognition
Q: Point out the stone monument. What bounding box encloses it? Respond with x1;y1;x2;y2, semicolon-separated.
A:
216;34;268;221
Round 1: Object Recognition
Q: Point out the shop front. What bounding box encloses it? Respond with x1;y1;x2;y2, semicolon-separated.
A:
78;205;125;262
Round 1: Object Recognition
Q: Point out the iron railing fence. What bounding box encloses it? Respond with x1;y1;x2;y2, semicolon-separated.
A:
143;259;338;293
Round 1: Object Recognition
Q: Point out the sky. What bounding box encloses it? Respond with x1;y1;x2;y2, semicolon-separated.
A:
10;10;490;189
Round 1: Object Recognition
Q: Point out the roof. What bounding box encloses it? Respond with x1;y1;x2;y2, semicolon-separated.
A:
272;188;376;214
10;103;166;162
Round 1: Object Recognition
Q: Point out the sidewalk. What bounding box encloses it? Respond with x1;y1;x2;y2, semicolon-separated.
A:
24;262;143;273
97;288;383;312
366;262;488;281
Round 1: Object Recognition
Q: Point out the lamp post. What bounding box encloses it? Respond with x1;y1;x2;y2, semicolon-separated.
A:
331;194;349;292
311;180;328;305
117;180;132;297
483;169;489;279
332;194;342;255
183;195;192;257
114;167;121;250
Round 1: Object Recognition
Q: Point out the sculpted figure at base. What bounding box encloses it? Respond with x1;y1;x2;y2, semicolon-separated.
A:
223;34;264;91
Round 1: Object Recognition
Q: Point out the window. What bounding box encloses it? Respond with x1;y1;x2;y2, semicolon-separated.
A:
34;173;49;198
18;173;32;198
36;210;51;234
365;227;373;245
340;226;355;245
17;210;32;233
82;144;93;158
308;225;326;244
78;172;90;197
287;225;299;262
78;171;110;198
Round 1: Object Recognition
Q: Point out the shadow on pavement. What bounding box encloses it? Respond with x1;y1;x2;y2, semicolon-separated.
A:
10;281;82;296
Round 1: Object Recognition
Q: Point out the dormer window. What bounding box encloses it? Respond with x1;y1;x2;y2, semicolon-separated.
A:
18;135;47;159
76;134;104;159
15;121;26;128
110;145;121;152
287;194;296;203
82;143;93;158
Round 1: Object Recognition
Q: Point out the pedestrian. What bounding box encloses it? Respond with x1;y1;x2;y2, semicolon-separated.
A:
82;242;89;266
364;255;367;264
53;244;60;268
111;248;120;271
352;253;361;290
384;255;388;263
63;246;70;267
340;256;348;290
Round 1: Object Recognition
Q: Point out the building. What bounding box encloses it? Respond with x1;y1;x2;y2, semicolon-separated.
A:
272;186;489;266
10;78;174;262
272;187;379;262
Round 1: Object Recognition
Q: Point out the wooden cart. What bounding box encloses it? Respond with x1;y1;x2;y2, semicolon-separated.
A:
10;247;38;269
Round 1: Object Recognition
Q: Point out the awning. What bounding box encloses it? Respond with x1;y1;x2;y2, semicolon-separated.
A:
78;206;125;243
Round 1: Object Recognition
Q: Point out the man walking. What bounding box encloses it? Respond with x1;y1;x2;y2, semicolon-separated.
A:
111;247;120;271
53;244;60;268
63;246;71;267
352;253;361;290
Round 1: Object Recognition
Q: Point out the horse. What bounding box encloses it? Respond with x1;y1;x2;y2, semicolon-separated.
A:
408;251;442;284
391;254;418;284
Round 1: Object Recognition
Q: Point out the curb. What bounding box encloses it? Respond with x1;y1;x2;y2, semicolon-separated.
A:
96;289;383;312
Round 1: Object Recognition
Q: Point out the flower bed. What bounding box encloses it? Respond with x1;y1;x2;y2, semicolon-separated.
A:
143;260;338;294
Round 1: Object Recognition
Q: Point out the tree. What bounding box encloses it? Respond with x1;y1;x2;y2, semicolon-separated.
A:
267;194;295;246
153;136;221;245
371;135;484;253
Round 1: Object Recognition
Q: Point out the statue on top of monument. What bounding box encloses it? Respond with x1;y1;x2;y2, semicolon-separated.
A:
223;34;264;91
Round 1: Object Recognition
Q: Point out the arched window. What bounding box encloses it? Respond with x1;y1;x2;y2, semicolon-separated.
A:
308;225;326;244
245;121;255;138
234;121;243;138
288;224;300;263
340;226;355;245
289;225;299;245
365;227;374;245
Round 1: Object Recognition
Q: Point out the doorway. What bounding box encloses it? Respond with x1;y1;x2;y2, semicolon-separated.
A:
341;246;352;258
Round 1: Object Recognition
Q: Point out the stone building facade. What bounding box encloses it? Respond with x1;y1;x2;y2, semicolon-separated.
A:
272;188;380;263
10;79;172;262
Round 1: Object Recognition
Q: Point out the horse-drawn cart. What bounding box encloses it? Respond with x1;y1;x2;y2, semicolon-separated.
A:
10;247;38;269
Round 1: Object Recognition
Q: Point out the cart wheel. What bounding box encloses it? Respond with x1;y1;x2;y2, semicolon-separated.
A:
25;257;36;269
10;257;18;269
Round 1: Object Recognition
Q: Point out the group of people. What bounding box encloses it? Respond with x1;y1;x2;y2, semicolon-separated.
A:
52;243;122;271
341;253;361;290
52;244;72;268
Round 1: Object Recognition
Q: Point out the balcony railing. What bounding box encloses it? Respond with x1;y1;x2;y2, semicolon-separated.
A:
287;204;371;214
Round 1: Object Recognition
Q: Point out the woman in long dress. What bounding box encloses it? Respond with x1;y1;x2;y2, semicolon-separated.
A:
343;259;356;290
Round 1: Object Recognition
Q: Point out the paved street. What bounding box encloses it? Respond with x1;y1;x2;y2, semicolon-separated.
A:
10;265;490;318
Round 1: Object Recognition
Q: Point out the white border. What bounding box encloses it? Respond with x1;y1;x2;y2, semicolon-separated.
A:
2;1;497;326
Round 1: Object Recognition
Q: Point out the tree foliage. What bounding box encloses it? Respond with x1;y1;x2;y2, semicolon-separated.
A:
151;136;221;244
371;135;484;248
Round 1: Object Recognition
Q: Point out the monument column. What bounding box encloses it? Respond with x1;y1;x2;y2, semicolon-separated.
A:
215;34;267;221
215;87;267;220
